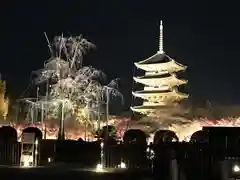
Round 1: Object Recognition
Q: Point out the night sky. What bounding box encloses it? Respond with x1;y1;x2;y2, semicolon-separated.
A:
1;1;240;108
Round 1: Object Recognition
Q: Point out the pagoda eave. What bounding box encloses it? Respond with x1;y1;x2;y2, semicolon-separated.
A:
130;104;172;114
137;52;171;65
134;61;186;73
133;76;188;87
132;91;188;98
130;106;157;114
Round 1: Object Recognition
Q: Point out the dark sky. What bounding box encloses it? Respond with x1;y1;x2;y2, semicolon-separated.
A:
0;1;240;108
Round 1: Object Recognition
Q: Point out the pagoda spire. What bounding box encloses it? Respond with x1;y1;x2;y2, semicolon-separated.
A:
158;20;164;54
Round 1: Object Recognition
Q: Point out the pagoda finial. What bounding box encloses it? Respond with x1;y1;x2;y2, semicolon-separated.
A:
158;20;164;54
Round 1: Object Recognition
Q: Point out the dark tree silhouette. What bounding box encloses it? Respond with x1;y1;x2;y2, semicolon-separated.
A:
98;125;117;139
190;130;209;143
22;127;43;140
78;138;83;142
123;129;147;145
153;130;178;144
0;126;17;142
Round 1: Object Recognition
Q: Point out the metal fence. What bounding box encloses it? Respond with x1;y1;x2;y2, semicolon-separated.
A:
0;140;57;166
0;141;21;165
103;143;150;169
0;141;225;169
0;141;202;168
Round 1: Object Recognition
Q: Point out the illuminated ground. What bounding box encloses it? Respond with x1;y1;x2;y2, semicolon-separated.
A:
0;164;152;179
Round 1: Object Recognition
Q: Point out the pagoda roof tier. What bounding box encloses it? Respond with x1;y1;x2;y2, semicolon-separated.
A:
137;52;170;65
134;59;186;73
130;104;171;114
133;74;187;88
132;90;188;102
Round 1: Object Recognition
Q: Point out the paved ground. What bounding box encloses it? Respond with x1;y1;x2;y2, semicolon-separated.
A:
0;164;152;179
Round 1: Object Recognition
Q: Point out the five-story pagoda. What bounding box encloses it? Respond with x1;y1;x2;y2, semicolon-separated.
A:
131;21;188;115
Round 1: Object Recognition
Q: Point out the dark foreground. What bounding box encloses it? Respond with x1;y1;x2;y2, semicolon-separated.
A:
0;164;152;180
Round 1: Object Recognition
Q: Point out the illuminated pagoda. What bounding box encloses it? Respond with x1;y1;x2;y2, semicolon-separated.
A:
131;21;188;114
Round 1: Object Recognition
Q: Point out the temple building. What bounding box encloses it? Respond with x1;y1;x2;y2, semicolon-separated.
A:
131;21;188;115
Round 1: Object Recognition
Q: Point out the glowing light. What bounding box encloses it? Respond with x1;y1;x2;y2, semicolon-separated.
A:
21;162;30;168
20;155;34;168
146;147;150;152
95;163;103;172
53;101;58;106
119;162;126;169
233;164;240;172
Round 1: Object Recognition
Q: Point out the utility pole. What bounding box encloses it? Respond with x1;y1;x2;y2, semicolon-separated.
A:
36;87;39;123
97;90;101;135
44;80;49;139
105;87;109;142
41;103;44;138
59;100;65;140
57;34;65;140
